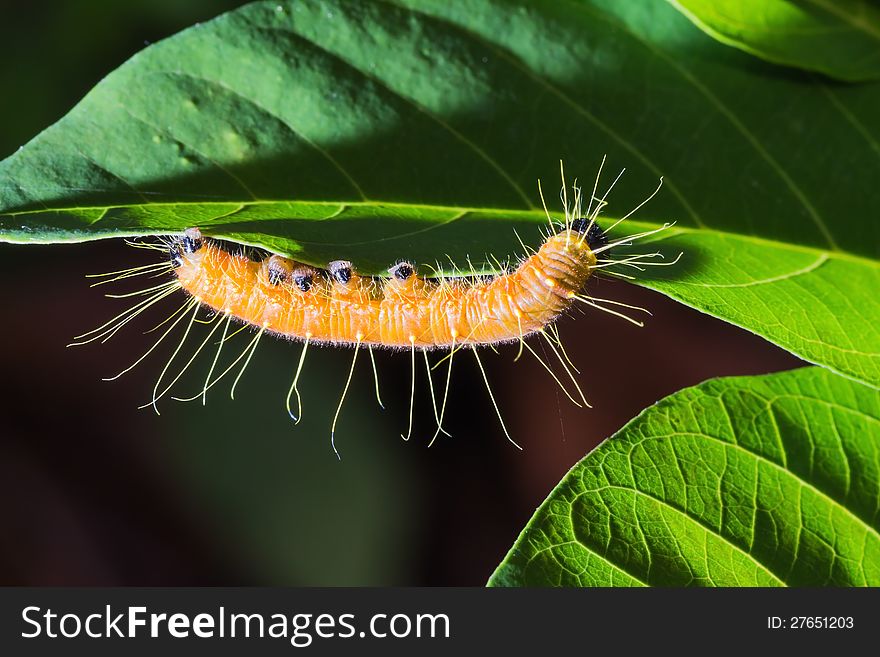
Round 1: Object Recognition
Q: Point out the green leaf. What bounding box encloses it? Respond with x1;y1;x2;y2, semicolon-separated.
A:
0;0;878;387
667;0;880;82
488;367;880;587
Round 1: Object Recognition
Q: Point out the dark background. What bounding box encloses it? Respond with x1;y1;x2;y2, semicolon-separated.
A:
0;0;803;586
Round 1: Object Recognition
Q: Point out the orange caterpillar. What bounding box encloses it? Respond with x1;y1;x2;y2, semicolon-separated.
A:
73;163;675;456
175;225;598;349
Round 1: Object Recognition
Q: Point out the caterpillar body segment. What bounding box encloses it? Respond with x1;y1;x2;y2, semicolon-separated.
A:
172;228;599;350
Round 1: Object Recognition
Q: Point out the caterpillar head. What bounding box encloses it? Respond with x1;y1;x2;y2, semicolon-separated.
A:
569;218;608;252
170;227;204;267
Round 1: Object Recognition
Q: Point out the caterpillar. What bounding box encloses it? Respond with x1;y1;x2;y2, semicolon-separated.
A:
72;161;678;456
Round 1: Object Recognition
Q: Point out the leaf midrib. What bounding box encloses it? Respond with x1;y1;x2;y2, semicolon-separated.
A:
4;199;877;268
